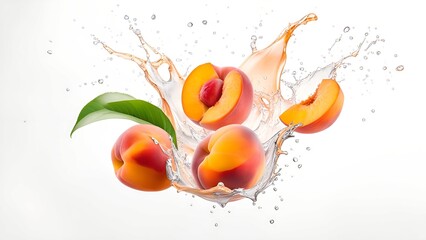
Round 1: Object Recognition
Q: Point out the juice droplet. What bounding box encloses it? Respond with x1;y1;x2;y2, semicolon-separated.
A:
293;157;298;162
47;50;52;54
343;26;350;33
124;15;129;20
298;164;302;169
306;147;311;151
274;206;279;210
371;109;375;113
270;219;275;224
396;65;404;71
151;14;156;20
202;20;207;25
98;79;104;84
66;88;70;92
214;223;218;227
187;22;193;27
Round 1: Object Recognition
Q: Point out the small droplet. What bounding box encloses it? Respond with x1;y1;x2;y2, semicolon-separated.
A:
306;147;311;151
376;51;381;55
298;164;302;169
214;223;218;227
293;157;298;162
371;109;375;113
98;79;104;84
187;22;193;27
274;206;279;210
133;18;137;22
151;14;156;20
396;65;404;71
270;219;275;224
217;182;224;187
349;36;354;40
251;35;257;40
134;29;141;35
394;53;398;58
383;66;388;70
124;15;129;20
295;139;299;143
362;118;366;122
47;50;52;54
66;88;70;92
273;187;277;192
343;26;350;33
202;20;207;25
359;66;364;70
292;71;296;75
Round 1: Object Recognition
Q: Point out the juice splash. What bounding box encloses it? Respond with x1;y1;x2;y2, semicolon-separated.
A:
99;13;364;206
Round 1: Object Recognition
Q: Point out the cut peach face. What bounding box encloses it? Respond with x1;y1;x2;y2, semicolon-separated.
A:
279;79;344;133
181;63;253;130
191;124;265;190
111;124;172;191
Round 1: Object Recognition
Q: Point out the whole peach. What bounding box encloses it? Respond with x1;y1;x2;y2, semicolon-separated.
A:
192;124;265;190
111;124;172;191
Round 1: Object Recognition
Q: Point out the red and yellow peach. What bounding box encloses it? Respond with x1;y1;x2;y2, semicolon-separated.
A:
191;124;265;190
181;63;254;130
111;124;172;191
279;79;344;133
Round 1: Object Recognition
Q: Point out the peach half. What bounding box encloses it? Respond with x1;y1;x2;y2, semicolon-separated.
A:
111;124;172;191
279;79;344;133
191;124;265;190
181;63;254;130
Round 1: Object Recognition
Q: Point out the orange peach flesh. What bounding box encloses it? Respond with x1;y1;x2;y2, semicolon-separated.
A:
182;63;219;122
279;79;344;133
200;70;243;127
181;63;253;130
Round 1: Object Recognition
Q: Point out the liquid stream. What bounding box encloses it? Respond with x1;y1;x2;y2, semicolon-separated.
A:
101;13;363;206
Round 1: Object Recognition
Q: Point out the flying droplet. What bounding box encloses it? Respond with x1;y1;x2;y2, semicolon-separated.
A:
98;79;104;84
293;157;298;162
202;20;207;25
270;219;275;224
124;15;129;20
295;139;299;143
274;206;279;210
396;65;404;71
66;88;70;92
371;109;375;113
343;26;350;33
298;164;302;169
187;22;193;27
47;50;52;54
306;147;311;151
214;223;218;227
151;14;156;20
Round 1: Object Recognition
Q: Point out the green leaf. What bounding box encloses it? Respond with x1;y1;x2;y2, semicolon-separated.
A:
70;92;177;146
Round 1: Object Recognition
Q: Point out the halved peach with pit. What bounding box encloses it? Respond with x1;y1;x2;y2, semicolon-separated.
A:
279;79;344;133
181;63;253;130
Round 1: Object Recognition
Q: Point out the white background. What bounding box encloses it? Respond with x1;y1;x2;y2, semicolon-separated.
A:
1;0;425;239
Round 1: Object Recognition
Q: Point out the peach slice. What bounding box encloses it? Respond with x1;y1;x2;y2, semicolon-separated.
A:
279;79;344;133
191;124;265;190
182;63;253;130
